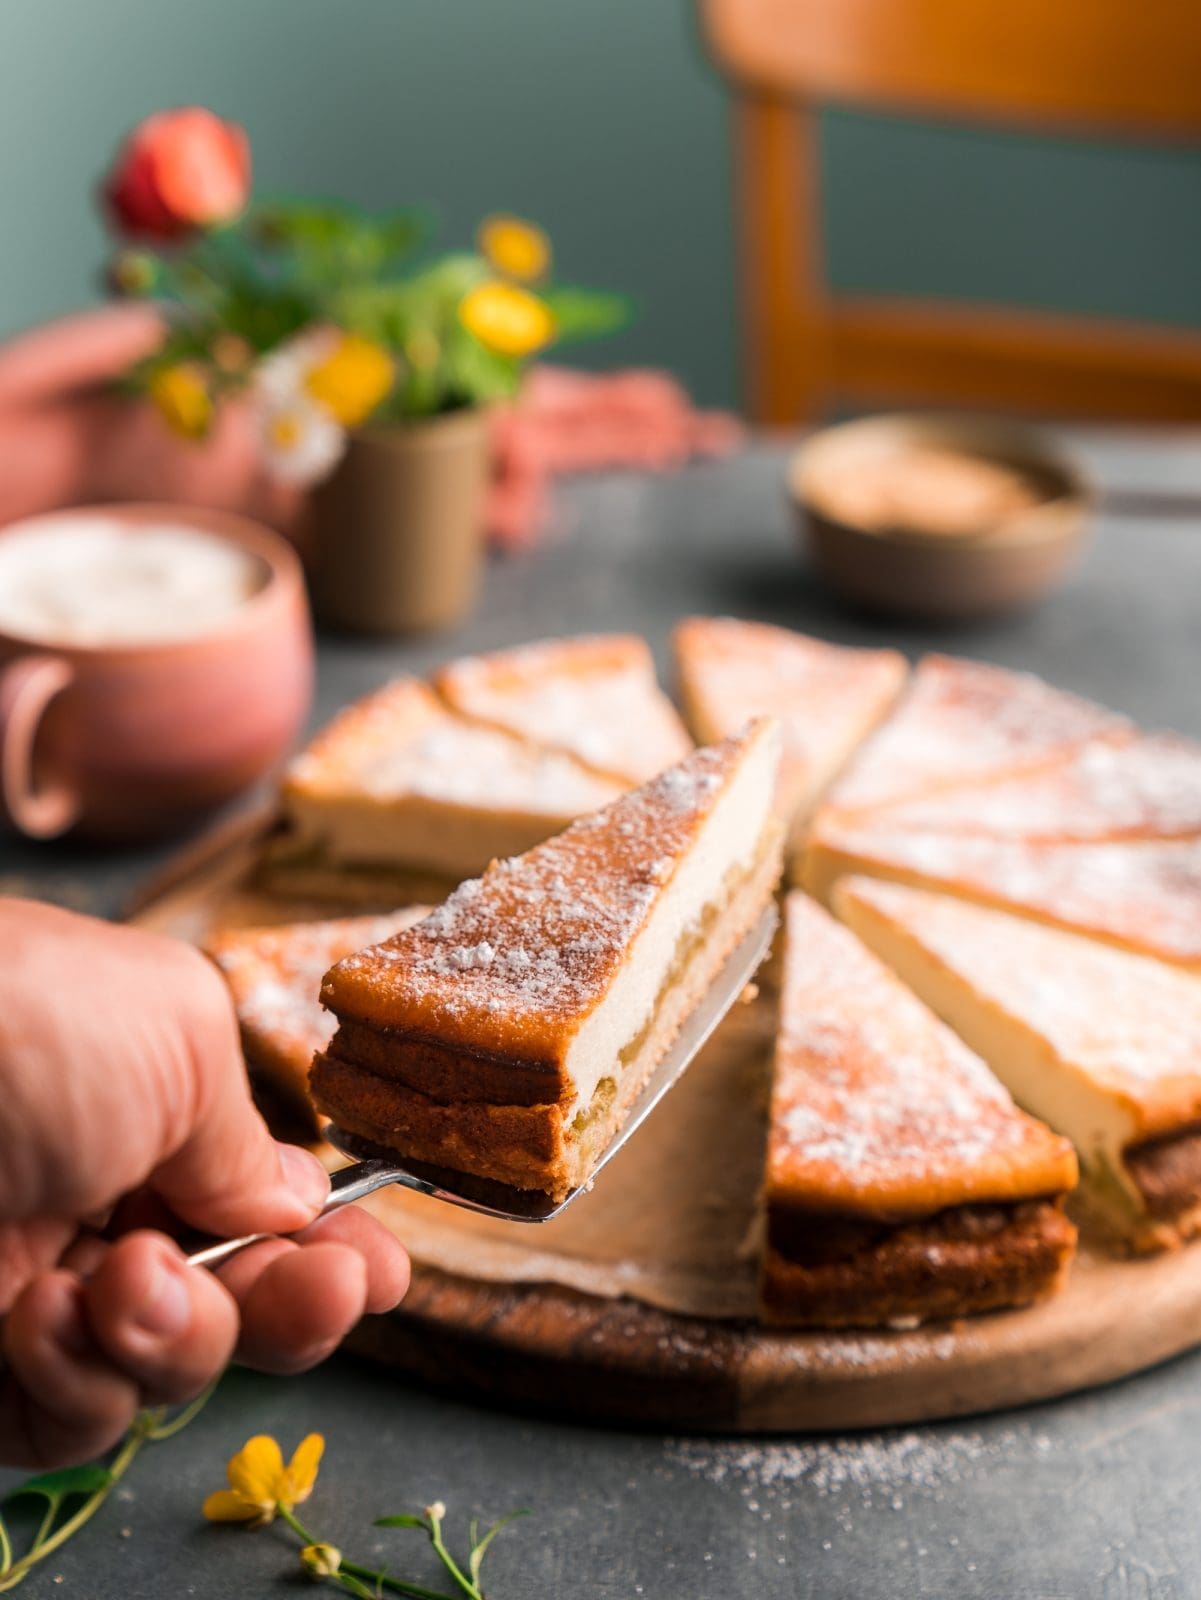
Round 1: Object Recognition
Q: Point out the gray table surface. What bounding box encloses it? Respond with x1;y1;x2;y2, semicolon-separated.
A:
3;432;1201;1599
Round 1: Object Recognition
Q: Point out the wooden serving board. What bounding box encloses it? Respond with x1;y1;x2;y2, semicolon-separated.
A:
130;814;1201;1432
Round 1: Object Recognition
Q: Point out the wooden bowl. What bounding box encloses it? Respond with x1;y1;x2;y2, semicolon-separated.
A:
789;415;1092;622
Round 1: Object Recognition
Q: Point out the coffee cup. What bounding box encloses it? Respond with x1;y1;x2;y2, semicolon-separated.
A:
0;503;314;841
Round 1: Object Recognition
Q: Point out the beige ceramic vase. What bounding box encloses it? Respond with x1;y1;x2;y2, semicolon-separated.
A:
309;408;492;635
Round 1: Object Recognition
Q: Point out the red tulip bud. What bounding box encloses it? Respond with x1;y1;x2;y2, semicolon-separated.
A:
103;107;250;241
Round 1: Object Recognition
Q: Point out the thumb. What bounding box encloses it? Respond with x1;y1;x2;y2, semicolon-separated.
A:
150;971;329;1238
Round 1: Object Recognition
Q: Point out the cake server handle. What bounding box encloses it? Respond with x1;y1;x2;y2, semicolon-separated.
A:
183;1158;401;1270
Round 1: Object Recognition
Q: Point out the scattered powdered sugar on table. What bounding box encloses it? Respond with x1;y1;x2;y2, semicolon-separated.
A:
664;1423;1054;1510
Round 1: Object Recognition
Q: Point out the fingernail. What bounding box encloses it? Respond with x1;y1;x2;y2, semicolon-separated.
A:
136;1253;192;1339
278;1144;330;1211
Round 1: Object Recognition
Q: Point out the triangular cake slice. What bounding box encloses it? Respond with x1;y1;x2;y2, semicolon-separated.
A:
672;617;906;849
264;678;627;904
837;877;1201;1252
821;653;1131;819
208;909;426;1128
803;816;1201;974
434;634;692;786
760;893;1077;1328
829;731;1201;846
312;722;784;1200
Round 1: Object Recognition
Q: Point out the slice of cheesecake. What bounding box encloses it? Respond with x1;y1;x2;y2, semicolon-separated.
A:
311;722;784;1200
760;893;1077;1328
434;634;692;786
671;617;906;850
826;731;1201;846
821;653;1130;820
264;678;627;904
209;909;426;1127
836;876;1201;1252
802;816;1201;974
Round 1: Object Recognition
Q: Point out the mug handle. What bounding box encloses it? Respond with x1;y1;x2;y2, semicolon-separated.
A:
0;654;81;838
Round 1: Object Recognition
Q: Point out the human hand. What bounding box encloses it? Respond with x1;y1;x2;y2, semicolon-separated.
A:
0;898;409;1468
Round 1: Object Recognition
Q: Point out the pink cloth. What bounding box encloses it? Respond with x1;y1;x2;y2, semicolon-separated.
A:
0;309;742;550
488;365;742;550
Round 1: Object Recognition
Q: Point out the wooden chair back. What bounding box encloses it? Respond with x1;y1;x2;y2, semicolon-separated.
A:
700;0;1201;421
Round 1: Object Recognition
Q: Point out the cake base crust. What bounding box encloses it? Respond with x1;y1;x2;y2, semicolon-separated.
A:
760;1198;1076;1328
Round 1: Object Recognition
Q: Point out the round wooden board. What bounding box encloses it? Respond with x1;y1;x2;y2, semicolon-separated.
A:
346;1239;1201;1432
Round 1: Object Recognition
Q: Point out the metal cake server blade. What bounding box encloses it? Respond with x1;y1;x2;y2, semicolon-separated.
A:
186;902;777;1267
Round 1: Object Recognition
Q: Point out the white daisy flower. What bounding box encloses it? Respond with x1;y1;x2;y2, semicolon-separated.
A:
259;395;345;486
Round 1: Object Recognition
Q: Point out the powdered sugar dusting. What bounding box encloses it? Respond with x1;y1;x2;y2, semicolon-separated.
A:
767;896;1062;1203
676;616;905;769
285;674;623;816
664;1423;1053;1504
827;654;1129;814
853;878;1201;1100
818;823;1201;962
860;730;1201;843
437;635;692;784
323;735;747;1037
212;909;424;1060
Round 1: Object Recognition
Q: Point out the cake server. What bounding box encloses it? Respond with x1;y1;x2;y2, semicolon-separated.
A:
185;902;778;1267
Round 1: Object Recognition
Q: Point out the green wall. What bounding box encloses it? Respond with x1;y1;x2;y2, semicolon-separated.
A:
3;0;1200;408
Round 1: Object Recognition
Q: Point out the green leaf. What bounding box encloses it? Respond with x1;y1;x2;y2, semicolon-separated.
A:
374;1514;429;1529
469;1509;529;1584
5;1465;112;1510
543;286;632;343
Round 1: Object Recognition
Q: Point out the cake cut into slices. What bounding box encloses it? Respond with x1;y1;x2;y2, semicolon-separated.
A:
311;721;784;1200
434;634;692;786
828;731;1201;846
264;677;626;903
760;894;1077;1328
836;877;1201;1252
671;617;907;848
802;817;1201;974
821;653;1130;820
209;909;426;1127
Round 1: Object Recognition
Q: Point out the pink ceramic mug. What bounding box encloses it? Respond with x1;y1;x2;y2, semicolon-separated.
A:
0;504;314;842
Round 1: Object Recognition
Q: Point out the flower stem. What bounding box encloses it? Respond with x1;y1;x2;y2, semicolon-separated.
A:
0;1428;144;1593
145;1381;219;1441
426;1513;480;1600
277;1508;458;1600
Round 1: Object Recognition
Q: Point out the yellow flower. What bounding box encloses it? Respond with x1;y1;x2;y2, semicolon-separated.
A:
148;363;211;439
203;1433;324;1526
300;1542;342;1578
459;281;555;358
303;334;395;427
478;214;551;282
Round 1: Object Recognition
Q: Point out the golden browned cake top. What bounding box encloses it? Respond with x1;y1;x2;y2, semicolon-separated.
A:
837;878;1201;1141
283;676;623;817
672;615;906;768
843;731;1201;845
322;724;773;1065
825;653;1130;816
809;815;1201;966
434;634;692;785
210;910;426;1063
766;894;1077;1220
